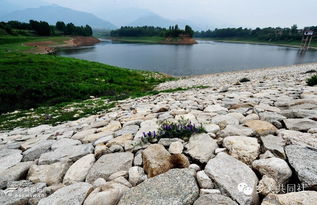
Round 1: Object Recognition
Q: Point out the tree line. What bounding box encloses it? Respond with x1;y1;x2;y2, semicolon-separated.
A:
110;25;194;38
0;20;93;36
194;25;317;42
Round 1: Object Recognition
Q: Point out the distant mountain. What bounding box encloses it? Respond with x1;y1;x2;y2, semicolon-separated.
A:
127;14;203;30
0;0;48;16
97;8;156;27
1;5;116;29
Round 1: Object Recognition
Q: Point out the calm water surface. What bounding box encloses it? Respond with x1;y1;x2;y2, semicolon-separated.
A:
57;40;317;76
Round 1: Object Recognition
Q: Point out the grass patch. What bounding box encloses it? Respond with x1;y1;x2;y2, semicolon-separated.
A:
0;51;170;114
307;75;317;86
0;98;115;130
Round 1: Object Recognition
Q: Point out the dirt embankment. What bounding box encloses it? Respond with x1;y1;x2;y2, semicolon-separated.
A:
162;37;197;45
25;36;101;54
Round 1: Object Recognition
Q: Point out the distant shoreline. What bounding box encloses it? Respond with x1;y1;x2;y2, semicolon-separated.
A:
195;38;317;50
25;36;100;54
110;36;197;45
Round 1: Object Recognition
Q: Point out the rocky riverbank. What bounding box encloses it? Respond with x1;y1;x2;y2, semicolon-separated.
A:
0;63;317;205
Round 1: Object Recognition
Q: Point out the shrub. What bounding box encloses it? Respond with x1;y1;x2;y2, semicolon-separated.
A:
307;75;317;86
239;77;251;83
142;119;205;143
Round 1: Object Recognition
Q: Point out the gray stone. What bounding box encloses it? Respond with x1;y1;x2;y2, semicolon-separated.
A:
281;109;317;120
0;161;34;189
115;125;139;136
205;153;259;205
285;145;317;188
196;171;214;189
38;182;93;205
28;161;70;185
128;166;147;186
185;133;218;163
86;152;133;183
51;138;81;150
284;119;317;132
0;182;46;205
218;125;254;137
118;169;199;205
259;112;287;123
193;194;238;205
252;158;292;184
278;129;317;149
84;182;129;205
261;135;286;159
211;114;239;129
261;191;317;205
63;154;95;185
38;144;94;165
0;149;22;172
22;140;55;161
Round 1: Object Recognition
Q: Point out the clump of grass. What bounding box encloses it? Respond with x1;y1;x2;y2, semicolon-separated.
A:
142;119;205;143
307;75;317;86
239;77;251;83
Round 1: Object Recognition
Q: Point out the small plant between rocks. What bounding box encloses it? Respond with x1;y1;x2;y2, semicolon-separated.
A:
239;77;251;83
307;75;317;86
142;119;205;143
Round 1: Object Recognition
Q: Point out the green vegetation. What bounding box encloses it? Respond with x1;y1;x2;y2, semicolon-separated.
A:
239;77;251;83
195;25;317;48
111;36;165;44
142;119;205;143
0;33;173;130
0;98;115;130
307;75;317;86
0;52;169;114
0;20;93;36
111;25;194;38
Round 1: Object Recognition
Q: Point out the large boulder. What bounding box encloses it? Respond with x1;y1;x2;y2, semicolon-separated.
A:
0;161;34;189
260;135;286;159
38;182;93;205
22;140;55;161
283;119;317;132
278;129;317;149
142;144;172;177
205;153;259;205
193;194;237;205
218;125;254;137
0;182;46;205
84;182;129;205
38;144;94;165
261;191;317;205
0;149;22;172
185;133;218;163
252;158;292;184
63;154;95;185
86;152;133;183
118;169;199;205
285;145;317;188
27;161;70;185
223;136;260;165
245;120;277;136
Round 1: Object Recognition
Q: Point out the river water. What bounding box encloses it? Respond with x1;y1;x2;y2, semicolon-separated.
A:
57;40;317;76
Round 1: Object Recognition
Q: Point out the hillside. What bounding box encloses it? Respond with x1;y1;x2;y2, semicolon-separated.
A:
0;5;116;30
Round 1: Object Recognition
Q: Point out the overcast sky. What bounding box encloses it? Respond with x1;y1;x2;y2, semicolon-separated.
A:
44;0;317;28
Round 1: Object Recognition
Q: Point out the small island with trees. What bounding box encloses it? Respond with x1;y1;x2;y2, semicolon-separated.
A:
110;25;197;45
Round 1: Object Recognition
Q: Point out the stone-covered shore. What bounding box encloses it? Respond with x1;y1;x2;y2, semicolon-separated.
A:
0;63;317;205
